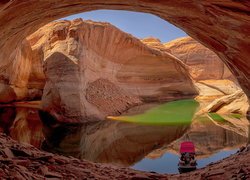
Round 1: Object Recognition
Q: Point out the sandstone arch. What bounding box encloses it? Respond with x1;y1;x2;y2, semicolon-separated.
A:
0;1;249;101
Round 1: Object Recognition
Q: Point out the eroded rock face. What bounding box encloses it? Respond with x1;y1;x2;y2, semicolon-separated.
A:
143;36;249;114
198;90;249;115
0;39;34;103
0;1;249;177
195;80;240;99
164;37;234;81
0;0;249;99
28;19;197;122
141;37;169;52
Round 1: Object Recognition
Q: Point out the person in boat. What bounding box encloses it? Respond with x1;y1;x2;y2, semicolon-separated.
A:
179;152;197;166
178;141;197;173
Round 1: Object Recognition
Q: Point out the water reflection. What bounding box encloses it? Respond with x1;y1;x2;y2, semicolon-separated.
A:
38;113;190;166
79;121;189;166
0;100;249;174
0;107;43;148
154;115;249;159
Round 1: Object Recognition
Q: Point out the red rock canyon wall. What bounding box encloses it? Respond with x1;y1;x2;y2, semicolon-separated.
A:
0;0;249;99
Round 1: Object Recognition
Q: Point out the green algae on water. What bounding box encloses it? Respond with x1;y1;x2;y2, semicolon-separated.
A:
108;99;199;125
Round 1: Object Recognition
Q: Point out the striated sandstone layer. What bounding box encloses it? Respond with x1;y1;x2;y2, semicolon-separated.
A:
164;37;234;81
141;37;169;52
0;39;34;103
143;36;249;114
0;1;249;178
195;80;240;98
193;80;248;114
27;19;197;123
198;90;249;115
0;0;249;98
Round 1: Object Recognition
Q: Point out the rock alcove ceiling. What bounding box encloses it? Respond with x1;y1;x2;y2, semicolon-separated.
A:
0;0;249;179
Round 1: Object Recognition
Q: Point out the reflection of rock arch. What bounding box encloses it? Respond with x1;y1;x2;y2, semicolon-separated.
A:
0;1;249;99
41;119;189;166
148;116;248;159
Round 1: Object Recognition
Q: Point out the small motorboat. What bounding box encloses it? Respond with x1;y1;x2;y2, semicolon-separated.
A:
178;141;197;173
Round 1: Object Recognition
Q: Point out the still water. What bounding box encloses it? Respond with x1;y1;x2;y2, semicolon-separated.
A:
132;149;238;174
0;99;248;174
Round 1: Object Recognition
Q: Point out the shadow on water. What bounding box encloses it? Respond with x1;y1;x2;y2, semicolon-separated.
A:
0;99;249;174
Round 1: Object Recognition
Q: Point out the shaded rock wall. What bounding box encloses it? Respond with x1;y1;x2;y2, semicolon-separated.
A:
0;40;33;103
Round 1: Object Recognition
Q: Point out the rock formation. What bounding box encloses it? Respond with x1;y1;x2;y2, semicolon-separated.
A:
141;37;169;52
195;80;240;99
27;19;197;123
164;37;234;81
3;16;247;119
0;17;248;119
144;36;249;114
0;39;33;103
0;1;249;98
0;0;250;178
198;90;249;115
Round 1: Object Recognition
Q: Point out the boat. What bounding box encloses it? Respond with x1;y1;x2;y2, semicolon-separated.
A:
178;141;197;173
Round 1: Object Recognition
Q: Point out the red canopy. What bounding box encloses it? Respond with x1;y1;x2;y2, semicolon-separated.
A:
180;141;195;153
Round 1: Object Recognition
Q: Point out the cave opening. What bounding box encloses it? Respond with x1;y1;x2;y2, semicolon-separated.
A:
0;1;249;178
0;9;249;175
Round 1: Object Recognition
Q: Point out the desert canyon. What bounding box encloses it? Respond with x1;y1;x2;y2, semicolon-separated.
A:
0;0;249;179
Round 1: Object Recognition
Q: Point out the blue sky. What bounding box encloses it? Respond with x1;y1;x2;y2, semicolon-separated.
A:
62;10;187;43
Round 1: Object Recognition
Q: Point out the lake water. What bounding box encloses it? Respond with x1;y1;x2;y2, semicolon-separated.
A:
132;149;238;174
0;99;248;174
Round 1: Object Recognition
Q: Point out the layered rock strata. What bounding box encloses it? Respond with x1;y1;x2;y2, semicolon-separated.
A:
27;19;197;122
164;37;234;81
0;0;249;98
198;90;249;114
144;37;249;114
0;1;249;178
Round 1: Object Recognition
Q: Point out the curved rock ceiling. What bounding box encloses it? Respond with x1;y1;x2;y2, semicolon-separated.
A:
0;0;249;100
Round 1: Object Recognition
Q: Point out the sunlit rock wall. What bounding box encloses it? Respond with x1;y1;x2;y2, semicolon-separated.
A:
28;19;197;122
164;37;234;81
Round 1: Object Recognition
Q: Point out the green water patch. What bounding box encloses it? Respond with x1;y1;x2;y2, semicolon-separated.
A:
107;99;199;125
208;112;243;122
208;113;226;122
